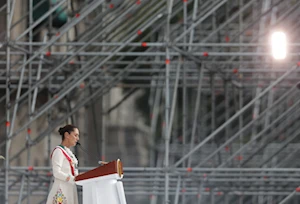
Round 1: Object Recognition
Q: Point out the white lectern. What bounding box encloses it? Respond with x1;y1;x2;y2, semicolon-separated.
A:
75;159;127;204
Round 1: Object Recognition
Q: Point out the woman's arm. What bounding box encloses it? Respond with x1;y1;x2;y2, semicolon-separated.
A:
52;149;75;183
74;169;79;176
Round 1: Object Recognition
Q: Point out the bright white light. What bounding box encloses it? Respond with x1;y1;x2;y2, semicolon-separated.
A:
271;31;287;60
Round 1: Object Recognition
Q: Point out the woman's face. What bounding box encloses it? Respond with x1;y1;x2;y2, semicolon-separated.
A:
66;128;80;147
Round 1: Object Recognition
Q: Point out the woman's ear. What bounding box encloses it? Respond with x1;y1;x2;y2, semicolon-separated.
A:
64;132;69;139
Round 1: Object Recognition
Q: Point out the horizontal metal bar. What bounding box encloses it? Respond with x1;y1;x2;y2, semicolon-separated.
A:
3;51;300;56
4;191;297;196
7;166;300;172
13;42;300;47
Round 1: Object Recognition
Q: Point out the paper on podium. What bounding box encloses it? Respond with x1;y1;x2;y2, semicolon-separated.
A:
76;160;127;204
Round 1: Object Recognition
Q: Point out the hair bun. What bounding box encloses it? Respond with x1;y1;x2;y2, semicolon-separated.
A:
58;127;64;135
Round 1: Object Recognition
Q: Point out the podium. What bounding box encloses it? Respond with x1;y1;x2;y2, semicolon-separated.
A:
75;159;127;204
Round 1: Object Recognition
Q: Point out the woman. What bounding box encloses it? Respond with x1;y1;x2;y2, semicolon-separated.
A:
46;124;80;204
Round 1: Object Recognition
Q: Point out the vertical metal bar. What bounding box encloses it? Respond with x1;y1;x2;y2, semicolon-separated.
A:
212;0;217;45
251;87;261;146
91;91;101;156
223;81;236;172
164;39;170;204
182;1;188;203
264;87;274;128
240;195;244;204
31;34;47;112
5;0;12;202
224;80;229;142
47;93;52;166
211;73;216;133
8;0;16;28
225;193;229;204
9;54;27;141
188;0;199;51
164;54;170;204
166;59;182;203
167;60;181;140
264;0;277;131
201;94;208;141
66;0;72;47
198;178;206;204
211;189;215;204
174;176;182;204
150;83;161;167
210;73;221;164
5;56;30;200
5;0;11;202
48;0;53;34
187;64;204;167
101;96;107;164
164;38;170;204
258;1;270;202
164;0;174;203
27;1;33;202
46;77;52;167
101;8;108;162
17;175;25;204
238;0;244;171
224;80;233;167
182;69;187;203
183;0;187;51
28;0;33;109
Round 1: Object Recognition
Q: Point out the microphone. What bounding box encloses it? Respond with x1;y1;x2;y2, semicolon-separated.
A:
76;142;108;165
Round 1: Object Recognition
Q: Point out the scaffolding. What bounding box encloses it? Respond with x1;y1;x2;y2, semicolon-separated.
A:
1;0;300;203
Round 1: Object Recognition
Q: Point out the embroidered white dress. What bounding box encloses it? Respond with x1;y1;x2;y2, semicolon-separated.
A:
46;146;79;204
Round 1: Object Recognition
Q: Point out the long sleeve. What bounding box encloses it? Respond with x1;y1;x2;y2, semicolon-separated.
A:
74;169;79;176
52;149;74;183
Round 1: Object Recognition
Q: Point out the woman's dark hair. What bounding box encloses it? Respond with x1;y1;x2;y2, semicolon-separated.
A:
58;124;77;140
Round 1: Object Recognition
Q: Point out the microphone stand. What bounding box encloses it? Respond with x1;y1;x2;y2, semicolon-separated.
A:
76;142;108;165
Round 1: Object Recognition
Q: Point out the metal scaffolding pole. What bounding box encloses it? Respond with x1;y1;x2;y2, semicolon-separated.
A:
187;64;203;167
164;0;173;202
4;0;12;202
278;190;296;204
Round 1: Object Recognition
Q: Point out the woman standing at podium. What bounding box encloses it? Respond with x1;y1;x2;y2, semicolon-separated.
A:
46;124;80;204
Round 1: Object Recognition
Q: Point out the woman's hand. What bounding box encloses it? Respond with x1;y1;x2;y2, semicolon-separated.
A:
66;176;70;182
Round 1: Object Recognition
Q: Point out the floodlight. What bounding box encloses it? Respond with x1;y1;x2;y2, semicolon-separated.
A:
271;31;287;60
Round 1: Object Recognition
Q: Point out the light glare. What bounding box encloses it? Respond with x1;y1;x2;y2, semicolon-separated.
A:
271;32;287;60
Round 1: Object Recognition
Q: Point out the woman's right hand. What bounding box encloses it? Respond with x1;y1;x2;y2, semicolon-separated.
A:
66;176;70;182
